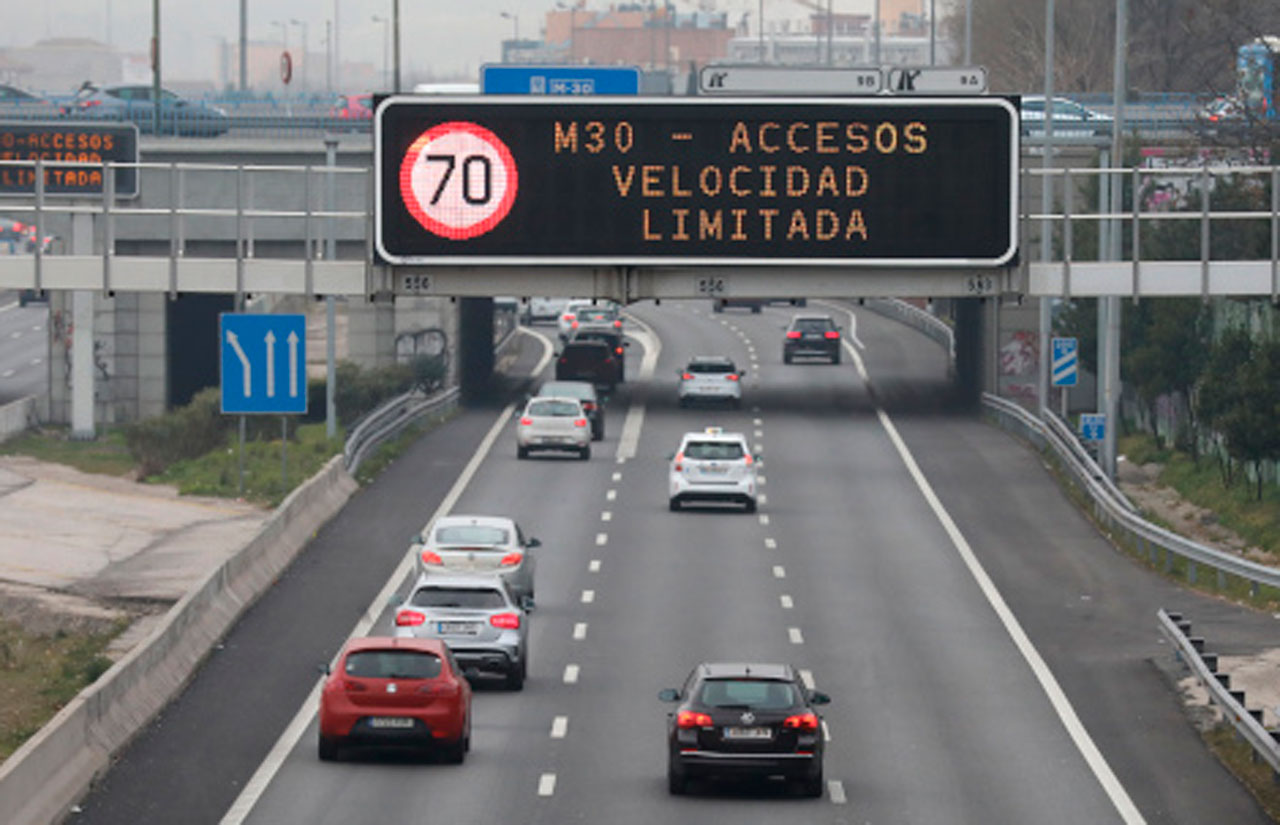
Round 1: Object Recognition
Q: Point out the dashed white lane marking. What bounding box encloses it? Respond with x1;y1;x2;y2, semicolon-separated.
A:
772;565;786;579
601;511;612;522
754;442;763;453
606;489;617;501
29;357;41;365
581;589;595;604
780;594;793;609
616;456;626;464
788;627;804;644
595;532;608;546
758;514;770;526
822;720;833;743
551;716;569;739
758;493;767;506
9;331;20;339
563;664;580;684
1;369;13;378
800;669;815;690
0;301;16;313
573;622;588;640
764;537;777;549
849;344;1147;825
754;429;763;438
753;418;763;425
589;559;601;572
538;773;557;796
611;472;622;482
828;779;847;804
758;475;767;486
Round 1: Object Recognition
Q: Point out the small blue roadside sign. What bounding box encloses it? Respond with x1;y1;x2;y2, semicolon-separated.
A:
481;64;641;95
1080;413;1106;442
1051;337;1078;387
220;314;307;415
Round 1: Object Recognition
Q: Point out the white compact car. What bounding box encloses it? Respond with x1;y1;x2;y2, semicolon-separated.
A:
668;427;758;513
411;514;540;601
677;356;745;408
517;396;592;460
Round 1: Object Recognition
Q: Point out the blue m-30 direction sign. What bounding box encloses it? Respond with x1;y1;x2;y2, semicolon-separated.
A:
220;314;307;414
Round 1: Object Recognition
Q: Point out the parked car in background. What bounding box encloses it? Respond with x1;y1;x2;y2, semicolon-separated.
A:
1195;95;1249;138
317;636;471;762
535;380;605;440
0;84;60;119
1020;95;1112;137
64;83;230;137
330;93;373;123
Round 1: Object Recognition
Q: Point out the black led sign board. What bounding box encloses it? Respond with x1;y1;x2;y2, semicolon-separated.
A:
0;121;140;198
375;97;1017;267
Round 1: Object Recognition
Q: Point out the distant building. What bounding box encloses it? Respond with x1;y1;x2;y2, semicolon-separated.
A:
4;39;125;95
523;5;734;70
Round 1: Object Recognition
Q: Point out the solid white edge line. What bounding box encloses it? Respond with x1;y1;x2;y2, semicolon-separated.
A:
550;716;569;739
816;299;868;351
616;313;661;460
537;773;557;796
848;343;1146;825
0;301;18;313
218;334;555;825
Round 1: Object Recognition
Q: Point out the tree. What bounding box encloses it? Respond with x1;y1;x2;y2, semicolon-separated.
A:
1124;298;1211;451
1215;338;1280;500
1198;327;1258;487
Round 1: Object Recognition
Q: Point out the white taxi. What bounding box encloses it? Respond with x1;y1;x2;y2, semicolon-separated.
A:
668;427;758;513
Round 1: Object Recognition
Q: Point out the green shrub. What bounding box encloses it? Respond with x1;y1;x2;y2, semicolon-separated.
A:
124;388;229;478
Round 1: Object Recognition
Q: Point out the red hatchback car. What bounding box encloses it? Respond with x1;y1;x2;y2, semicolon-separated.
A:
318;636;471;762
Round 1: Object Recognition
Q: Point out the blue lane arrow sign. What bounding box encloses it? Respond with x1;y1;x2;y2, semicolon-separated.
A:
1051;336;1078;387
220;314;307;415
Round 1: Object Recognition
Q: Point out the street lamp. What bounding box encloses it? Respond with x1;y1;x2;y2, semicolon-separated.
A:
290;18;309;91
372;15;390;90
500;11;519;40
271;19;288;52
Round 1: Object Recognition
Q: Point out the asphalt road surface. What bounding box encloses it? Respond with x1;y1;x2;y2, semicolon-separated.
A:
73;301;1275;825
0;294;47;405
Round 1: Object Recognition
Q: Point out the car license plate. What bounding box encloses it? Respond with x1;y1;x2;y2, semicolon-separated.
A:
723;726;772;740
701;464;727;475
368;717;415;729
437;621;480;635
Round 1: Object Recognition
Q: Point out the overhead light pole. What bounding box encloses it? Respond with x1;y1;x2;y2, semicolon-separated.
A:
239;0;247;91
372;15;390;90
290;18;309;91
393;0;401;93
151;0;160;134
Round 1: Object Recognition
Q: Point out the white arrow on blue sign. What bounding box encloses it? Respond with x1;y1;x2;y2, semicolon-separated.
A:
220;314;307;415
1051;337;1078;387
1080;413;1106;441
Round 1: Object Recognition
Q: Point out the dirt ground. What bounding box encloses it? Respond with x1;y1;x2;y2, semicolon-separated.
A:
1117;457;1280;729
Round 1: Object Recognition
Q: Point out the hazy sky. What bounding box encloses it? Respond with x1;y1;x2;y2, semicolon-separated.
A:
1;1;918;83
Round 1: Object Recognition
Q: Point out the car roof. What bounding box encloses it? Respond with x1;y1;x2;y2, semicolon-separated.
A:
679;427;747;443
411;573;513;592
342;635;448;656
435;514;516;529
695;662;794;681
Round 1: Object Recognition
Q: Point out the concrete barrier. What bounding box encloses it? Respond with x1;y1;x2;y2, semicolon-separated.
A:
0;454;358;825
0;396;37;443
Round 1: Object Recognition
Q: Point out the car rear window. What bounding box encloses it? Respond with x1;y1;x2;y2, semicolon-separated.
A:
528;399;581;417
539;383;591;399
683;441;745;460
410;587;507;609
344;650;442;679
698;679;799;710
434;524;508;545
688;361;734;374
793;319;834;333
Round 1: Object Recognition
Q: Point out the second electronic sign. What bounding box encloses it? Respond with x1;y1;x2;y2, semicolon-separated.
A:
376;97;1018;267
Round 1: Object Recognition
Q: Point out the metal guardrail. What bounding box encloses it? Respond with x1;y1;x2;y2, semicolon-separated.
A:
864;298;955;361
981;392;1280;595
343;386;460;474
1156;609;1280;783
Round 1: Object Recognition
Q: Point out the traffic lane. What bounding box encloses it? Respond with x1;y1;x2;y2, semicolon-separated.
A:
0;299;47;403
74;338;550;825
892;413;1275;824
240;329;645;823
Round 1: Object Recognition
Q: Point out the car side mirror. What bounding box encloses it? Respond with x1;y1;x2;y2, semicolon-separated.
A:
526;537;542;548
665;452;675;460
739;370;748;378
520;595;536;611
808;690;831;706
317;663;331;675
387;593;404;608
657;688;680;702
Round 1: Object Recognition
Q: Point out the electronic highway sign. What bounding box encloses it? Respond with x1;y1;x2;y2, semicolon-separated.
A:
375;97;1018;267
0;121;139;198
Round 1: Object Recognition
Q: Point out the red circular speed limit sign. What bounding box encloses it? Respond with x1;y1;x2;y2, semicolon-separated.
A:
280;51;292;84
399;122;518;240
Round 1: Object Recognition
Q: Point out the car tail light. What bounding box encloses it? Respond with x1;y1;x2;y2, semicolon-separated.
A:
613;319;622;328
342;679;369;692
674;451;684;472
562;313;575;322
571;320;579;329
490;612;521;630
519;416;533;426
582;401;595;411
783;712;819;731
681;372;693;380
395;609;427;627
676;710;713;728
573;418;588;427
615;346;624;355
421;550;443;566
743;454;754;465
725;374;739;381
499;552;523;566
12;222;23;232
824;330;840;339
786;331;802;339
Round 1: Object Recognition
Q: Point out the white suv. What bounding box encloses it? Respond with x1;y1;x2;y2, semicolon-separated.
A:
668;428;758;513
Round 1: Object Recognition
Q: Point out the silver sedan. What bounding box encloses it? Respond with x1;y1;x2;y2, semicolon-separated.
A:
411;514;539;601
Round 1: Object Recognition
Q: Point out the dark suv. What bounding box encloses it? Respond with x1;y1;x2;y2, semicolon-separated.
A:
783;315;842;364
567;328;628;382
555;339;621;391
659;662;830;797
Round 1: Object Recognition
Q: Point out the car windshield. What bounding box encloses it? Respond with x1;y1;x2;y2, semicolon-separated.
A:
344;650;442;679
683;441;745;460
698;679;799;710
528;399;581;417
434;524;509;545
411;587;507;608
793;319;834;333
688;361;734;374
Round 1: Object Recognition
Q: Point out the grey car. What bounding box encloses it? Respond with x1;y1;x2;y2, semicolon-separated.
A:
412;514;539;601
394;574;531;690
536;380;605;441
